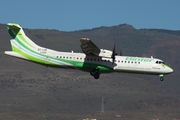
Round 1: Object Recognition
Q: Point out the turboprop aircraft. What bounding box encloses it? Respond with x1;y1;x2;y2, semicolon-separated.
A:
5;23;173;81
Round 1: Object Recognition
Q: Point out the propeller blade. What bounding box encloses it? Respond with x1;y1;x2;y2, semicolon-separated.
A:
111;44;116;64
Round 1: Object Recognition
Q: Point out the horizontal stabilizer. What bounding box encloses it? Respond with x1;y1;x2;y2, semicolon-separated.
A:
4;51;28;60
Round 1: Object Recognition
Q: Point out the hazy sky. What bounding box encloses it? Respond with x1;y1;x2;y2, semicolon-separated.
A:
1;0;179;31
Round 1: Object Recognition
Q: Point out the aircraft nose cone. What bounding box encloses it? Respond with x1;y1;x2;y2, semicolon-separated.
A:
169;68;173;73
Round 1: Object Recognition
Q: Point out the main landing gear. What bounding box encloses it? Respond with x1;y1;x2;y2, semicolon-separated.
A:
90;68;100;79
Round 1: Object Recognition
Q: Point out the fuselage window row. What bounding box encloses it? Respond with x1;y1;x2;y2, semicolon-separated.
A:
55;56;141;64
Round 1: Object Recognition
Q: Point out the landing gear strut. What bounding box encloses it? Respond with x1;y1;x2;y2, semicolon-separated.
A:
159;74;164;81
90;68;100;79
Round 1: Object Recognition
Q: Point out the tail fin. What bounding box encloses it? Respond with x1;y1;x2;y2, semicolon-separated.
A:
7;23;39;50
5;23;45;60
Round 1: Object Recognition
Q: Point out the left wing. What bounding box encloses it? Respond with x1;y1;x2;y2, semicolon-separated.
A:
80;38;100;56
80;38;114;58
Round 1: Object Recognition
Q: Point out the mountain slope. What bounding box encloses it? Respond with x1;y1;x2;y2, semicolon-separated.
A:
0;23;180;120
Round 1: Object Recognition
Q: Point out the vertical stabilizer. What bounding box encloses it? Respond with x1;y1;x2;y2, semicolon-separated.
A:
7;23;39;50
5;23;44;60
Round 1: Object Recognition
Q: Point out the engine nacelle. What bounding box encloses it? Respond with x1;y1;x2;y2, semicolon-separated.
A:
98;49;112;58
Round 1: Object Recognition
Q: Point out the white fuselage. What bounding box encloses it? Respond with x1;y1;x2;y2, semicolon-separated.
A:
5;44;173;75
33;48;173;75
5;23;174;80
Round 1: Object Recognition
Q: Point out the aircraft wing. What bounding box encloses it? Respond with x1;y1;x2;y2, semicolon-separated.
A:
80;38;100;56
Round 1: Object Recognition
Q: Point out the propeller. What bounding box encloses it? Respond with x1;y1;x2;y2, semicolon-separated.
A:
111;44;122;64
111;44;117;64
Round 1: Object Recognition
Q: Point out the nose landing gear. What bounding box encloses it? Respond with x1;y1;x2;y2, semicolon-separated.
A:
160;77;164;81
159;74;164;81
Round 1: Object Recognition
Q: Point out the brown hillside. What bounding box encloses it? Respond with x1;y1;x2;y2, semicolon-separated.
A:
0;23;180;120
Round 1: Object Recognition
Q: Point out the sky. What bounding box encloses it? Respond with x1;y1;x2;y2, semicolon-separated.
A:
0;0;180;31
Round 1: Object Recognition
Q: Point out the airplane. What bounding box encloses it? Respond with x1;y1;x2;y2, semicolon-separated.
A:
5;23;173;81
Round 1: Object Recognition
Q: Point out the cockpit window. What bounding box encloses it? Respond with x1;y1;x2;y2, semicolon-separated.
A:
156;61;165;64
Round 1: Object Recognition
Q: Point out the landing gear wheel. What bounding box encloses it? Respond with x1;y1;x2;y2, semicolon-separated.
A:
90;68;100;79
94;73;100;79
90;70;96;76
160;77;164;81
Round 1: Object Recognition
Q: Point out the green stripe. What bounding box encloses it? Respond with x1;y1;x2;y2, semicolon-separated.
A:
60;59;112;72
8;27;34;48
8;27;16;38
12;45;57;65
18;31;34;48
8;25;112;72
13;43;111;72
12;36;46;57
